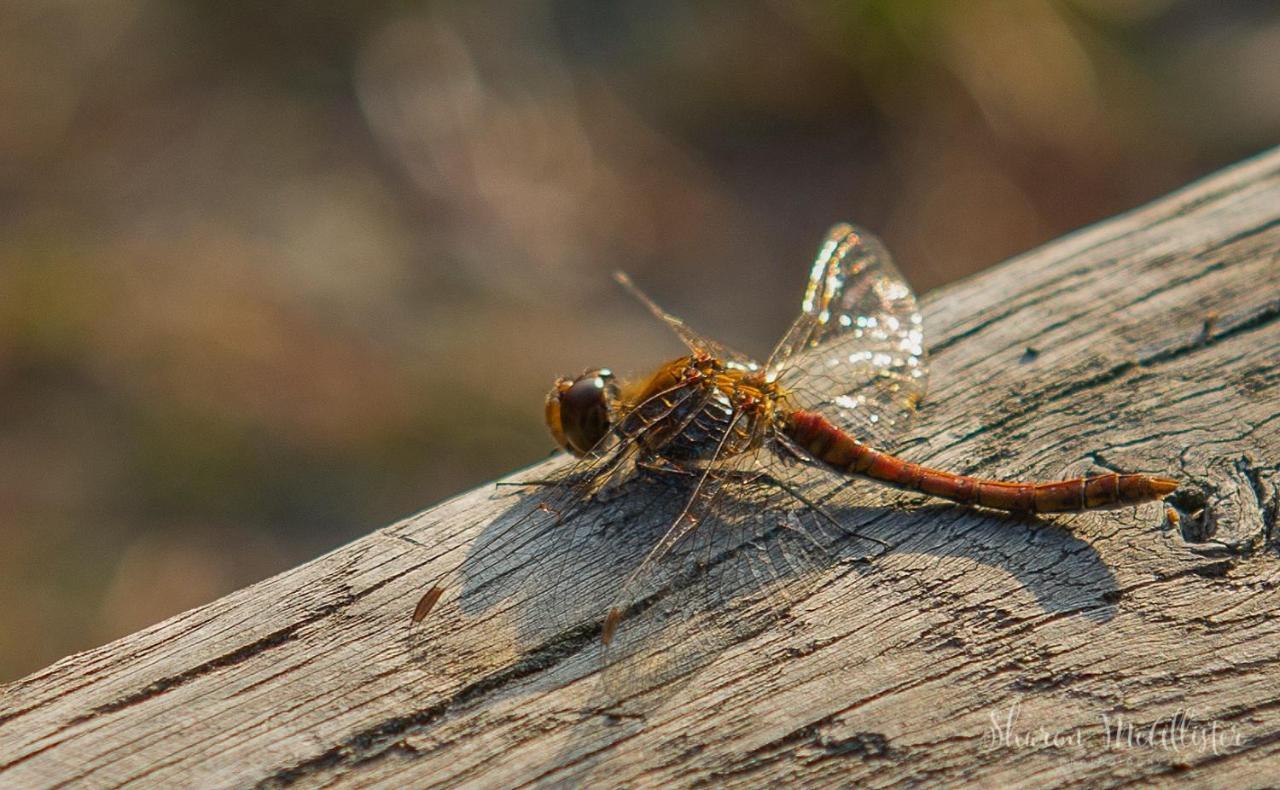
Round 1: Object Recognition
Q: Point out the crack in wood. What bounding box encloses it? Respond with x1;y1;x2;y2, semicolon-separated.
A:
945;296;1279;455
1235;456;1279;550
259;620;601;786
700;711;892;784
0;565;419;775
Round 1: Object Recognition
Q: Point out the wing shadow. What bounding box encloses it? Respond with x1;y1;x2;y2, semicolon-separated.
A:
518;476;1124;784
410;465;1120;711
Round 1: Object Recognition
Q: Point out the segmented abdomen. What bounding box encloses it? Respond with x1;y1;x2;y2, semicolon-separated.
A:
785;411;1177;513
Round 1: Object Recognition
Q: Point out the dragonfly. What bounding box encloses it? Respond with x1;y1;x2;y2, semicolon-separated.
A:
412;223;1178;651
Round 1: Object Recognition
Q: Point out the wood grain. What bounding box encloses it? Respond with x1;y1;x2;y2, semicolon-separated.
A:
2;148;1279;789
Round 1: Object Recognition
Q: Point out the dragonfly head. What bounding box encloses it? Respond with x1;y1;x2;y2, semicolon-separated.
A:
545;368;619;457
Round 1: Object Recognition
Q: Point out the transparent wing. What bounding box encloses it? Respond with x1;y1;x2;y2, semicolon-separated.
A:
598;443;886;699
766;224;928;448
408;380;712;638
615;271;759;371
595;402;888;697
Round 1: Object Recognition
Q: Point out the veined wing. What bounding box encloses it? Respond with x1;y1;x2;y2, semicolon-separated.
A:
410;379;712;635
598;433;885;698
765;224;928;448
614;271;760;372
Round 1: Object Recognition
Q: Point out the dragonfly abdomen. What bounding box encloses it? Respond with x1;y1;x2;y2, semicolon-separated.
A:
785;410;1177;513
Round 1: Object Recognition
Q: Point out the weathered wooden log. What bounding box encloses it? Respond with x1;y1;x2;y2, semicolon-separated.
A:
2;148;1278;788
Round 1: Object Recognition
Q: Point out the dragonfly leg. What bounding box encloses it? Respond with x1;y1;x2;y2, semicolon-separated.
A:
635;457;698;477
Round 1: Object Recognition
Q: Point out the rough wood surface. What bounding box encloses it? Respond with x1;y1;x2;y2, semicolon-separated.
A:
3;148;1279;789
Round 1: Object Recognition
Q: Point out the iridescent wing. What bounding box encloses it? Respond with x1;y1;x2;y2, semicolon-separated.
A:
765;224;927;448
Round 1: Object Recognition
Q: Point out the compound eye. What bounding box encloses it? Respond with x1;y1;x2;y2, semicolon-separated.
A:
561;375;607;420
549;369;616;456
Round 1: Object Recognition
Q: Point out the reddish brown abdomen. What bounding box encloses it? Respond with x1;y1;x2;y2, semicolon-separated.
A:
785;411;1177;513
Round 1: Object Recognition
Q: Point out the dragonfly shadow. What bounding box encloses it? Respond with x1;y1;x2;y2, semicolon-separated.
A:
524;488;1123;783
829;500;1121;624
587;494;1121;711
424;465;1120;719
414;467;873;707
443;470;698;647
409;468;1124;783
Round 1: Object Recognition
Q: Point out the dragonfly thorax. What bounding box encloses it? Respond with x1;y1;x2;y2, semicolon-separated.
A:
546;355;784;464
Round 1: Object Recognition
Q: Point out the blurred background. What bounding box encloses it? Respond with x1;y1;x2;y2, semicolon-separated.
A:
1;0;1277;681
